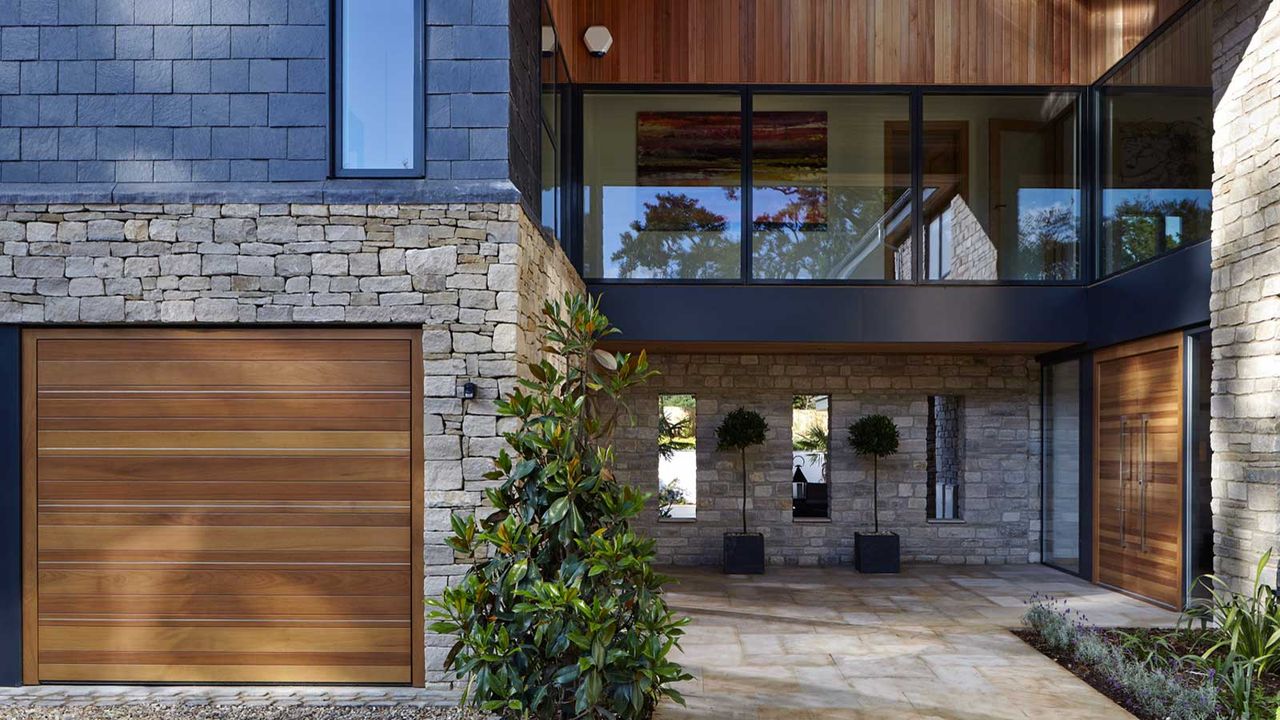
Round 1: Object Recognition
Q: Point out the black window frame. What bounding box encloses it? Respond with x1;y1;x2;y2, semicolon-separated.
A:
331;0;426;179
540;1;574;251
571;84;1090;288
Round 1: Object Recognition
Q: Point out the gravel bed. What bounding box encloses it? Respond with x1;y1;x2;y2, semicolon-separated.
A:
0;706;487;720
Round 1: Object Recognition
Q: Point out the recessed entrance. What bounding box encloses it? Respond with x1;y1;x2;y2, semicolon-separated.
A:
22;328;423;685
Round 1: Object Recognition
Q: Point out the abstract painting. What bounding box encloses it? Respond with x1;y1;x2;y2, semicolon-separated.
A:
635;111;828;188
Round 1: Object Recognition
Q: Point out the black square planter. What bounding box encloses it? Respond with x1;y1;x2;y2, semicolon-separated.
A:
723;532;765;574
854;532;900;573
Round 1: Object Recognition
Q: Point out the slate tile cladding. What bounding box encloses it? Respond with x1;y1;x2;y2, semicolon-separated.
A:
0;0;530;194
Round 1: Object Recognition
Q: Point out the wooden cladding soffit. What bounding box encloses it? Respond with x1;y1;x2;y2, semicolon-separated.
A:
545;0;1192;85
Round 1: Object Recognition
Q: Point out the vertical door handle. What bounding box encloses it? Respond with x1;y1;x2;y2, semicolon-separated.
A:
1140;414;1150;553
1118;417;1128;548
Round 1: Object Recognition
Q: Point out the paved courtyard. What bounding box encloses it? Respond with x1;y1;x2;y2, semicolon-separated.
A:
658;564;1178;720
0;564;1176;719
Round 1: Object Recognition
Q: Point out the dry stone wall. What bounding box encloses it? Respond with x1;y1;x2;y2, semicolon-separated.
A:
1210;0;1280;590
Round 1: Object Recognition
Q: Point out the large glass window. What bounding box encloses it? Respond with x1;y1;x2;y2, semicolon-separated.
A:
752;95;912;281
1043;360;1081;572
659;394;697;520
1099;1;1212;277
336;0;421;176
540;4;568;242
792;395;830;519
922;94;1081;281
583;94;743;280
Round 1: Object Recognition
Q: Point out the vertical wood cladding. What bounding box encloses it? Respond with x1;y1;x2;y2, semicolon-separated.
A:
545;0;1192;85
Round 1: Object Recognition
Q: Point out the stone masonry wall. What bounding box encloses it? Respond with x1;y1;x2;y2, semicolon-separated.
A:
0;200;584;690
1210;0;1280;590
612;352;1041;566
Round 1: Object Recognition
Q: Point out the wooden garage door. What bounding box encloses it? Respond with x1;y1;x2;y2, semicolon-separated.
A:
21;329;423;685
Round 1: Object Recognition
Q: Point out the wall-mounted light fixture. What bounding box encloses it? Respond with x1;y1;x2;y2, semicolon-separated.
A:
462;382;477;400
541;26;557;55
583;25;613;58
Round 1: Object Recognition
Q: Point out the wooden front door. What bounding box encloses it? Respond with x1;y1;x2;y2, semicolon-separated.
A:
1094;333;1184;608
22;328;423;684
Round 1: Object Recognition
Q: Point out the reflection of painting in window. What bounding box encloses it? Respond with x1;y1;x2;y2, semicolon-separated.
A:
1113;120;1210;189
659;394;697;521
792;395;830;520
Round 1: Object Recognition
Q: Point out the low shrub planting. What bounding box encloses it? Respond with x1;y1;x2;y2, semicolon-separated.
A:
1019;595;1217;720
1020;581;1280;719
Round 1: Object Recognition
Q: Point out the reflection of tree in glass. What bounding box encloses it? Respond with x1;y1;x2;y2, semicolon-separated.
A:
1104;196;1211;271
793;424;829;453
658;395;696;460
1015;205;1078;281
612;193;738;278
752;187;889;279
658;479;687;519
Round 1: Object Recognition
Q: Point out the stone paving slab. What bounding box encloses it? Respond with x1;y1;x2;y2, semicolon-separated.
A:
0;565;1175;719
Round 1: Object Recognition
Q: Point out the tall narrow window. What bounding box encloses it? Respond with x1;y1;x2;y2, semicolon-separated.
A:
927;396;963;520
1043;362;1081;571
658;394;696;520
540;2;568;241
336;0;422;176
792;395;830;519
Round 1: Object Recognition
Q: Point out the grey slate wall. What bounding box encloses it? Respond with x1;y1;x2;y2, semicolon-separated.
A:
0;0;534;207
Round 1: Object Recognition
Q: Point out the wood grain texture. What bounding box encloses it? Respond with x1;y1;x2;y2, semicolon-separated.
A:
546;0;1193;85
1092;332;1184;609
22;328;422;685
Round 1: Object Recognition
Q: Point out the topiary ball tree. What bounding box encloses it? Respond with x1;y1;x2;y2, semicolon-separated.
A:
847;414;900;534
715;408;768;534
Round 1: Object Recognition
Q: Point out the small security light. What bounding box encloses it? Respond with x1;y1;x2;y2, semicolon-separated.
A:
583;25;613;58
541;26;557;55
462;382;477;400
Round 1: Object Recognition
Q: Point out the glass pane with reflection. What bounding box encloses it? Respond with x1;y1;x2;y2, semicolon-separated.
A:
583;94;743;280
751;95;912;281
792;395;830;519
1099;0;1211;277
1043;360;1080;572
921;94;1081;281
659;395;697;520
340;0;417;172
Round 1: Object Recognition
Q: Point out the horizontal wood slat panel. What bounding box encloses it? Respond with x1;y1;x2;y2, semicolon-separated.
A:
38;361;408;388
39;397;410;420
39;456;407;482
35;664;410;684
39;481;410;502
36;339;410;362
38;430;409;452
25;329;419;684
39;568;411;596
